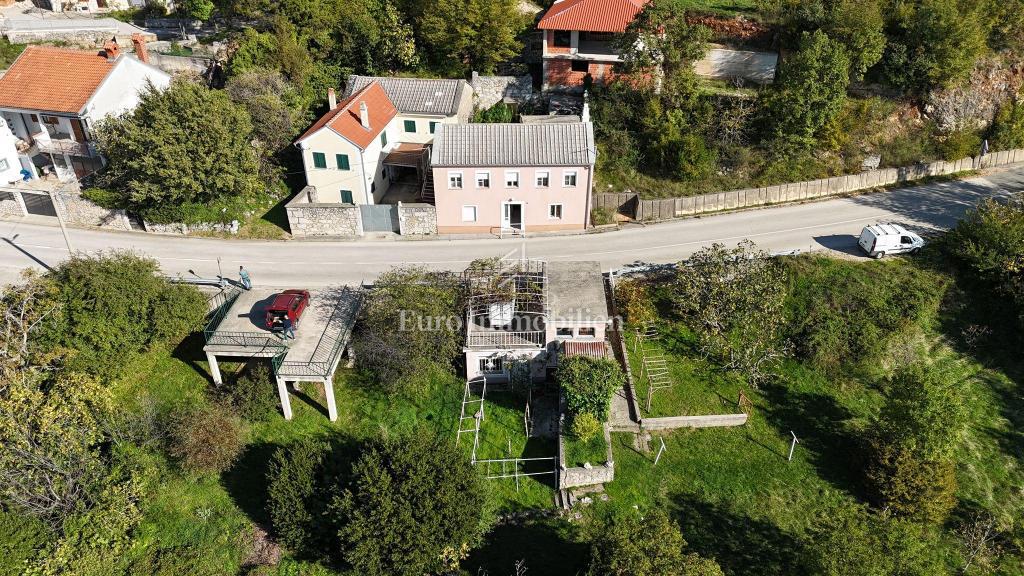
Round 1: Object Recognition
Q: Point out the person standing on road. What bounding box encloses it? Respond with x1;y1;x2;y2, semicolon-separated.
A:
239;266;252;290
282;315;295;340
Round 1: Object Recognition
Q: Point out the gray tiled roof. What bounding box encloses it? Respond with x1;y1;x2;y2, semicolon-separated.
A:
345;75;468;116
430;122;596;167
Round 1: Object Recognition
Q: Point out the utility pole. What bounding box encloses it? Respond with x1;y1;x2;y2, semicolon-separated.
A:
48;187;74;254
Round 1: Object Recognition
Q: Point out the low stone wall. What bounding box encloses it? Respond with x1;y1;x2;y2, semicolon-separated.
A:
597;148;1024;222
146;53;214;75
642;413;748;430
285;187;364;237
52;189;131;231
558;417;616;489
141;221;234;235
0;190;24;217
397;202;437;235
470;72;536;110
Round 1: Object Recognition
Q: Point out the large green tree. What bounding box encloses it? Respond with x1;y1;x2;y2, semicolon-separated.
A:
96;78;263;219
417;0;527;74
762;30;850;148
587;508;724;576
766;0;886;80
336;433;488;575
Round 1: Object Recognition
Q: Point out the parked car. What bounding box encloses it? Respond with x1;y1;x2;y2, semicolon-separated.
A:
857;223;924;259
264;290;311;331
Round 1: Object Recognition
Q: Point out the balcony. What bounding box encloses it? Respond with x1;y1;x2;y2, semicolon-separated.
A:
577;40;619;58
32;137;100;158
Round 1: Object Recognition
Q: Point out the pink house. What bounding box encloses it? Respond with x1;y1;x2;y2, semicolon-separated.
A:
430;122;596;234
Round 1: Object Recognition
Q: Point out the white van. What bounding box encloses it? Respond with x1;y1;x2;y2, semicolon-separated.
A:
858;223;924;258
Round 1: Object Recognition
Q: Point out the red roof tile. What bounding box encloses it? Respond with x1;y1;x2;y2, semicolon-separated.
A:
297;81;397;150
561;340;609;359
0;46;116;114
538;0;648;33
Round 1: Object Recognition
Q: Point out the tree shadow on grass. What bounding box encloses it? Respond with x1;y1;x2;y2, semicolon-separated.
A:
464;517;588;576
221;441;281;528
759;380;866;500
670;496;805;576
171;331;214;383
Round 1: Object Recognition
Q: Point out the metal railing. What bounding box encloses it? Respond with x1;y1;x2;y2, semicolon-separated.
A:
30;138;100;158
466;330;545;348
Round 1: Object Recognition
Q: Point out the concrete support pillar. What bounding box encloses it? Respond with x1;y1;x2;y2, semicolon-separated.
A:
324;375;338;422
276;376;293;420
206;351;222;385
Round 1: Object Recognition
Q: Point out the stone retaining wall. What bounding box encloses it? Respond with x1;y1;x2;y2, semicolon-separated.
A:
470;72;536;110
52;189;131;231
397;203;437;235
558;418;616;489
285;187;363;237
0;190;24;217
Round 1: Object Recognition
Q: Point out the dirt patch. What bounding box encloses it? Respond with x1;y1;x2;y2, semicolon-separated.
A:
241;526;282;570
687;14;774;47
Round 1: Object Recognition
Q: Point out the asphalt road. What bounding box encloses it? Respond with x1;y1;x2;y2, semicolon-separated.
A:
2;167;1022;287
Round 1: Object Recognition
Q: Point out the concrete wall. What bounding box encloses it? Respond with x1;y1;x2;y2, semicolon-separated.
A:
144;53;213;75
693;46;778;85
285;187;364;237
397;202;437;235
558;421;615;489
642;413;748;430
597;148;1024;222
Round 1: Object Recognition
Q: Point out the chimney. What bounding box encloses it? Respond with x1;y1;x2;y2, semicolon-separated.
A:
359;101;369;129
581;90;590;122
130;33;149;64
328;88;337;110
103;37;120;61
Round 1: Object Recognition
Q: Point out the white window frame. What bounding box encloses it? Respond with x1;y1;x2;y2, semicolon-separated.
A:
535;170;550;187
548;203;563;219
578;326;596;338
479;357;504;373
462;205;478;222
448;171;463;190
563;170;578;187
475;171;490;188
505;171;520;188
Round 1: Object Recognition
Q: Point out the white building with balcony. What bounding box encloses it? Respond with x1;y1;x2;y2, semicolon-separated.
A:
0;40;170;183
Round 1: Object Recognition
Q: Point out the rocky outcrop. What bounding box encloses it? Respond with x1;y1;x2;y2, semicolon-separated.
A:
925;57;1024;132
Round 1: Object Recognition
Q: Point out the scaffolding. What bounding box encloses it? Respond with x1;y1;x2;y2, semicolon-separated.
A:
635;321;672;412
463;258;548;349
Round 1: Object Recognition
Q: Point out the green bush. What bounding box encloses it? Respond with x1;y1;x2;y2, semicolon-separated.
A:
267;438;347;559
571;412;601;441
865;437;958;523
785;256;947;374
587;508;723;576
81;187;120;209
220;361;279;421
151;283;207;344
937;129;982;160
168;402;246;474
337;432;489;576
557;356;625;421
0;511;49;576
990;99;1024;151
472;102;514;123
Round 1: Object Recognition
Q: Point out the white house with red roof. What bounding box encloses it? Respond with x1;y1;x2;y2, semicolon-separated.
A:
538;0;648;91
0;38;170;183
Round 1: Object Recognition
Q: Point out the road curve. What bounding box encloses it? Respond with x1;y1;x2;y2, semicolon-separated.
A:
2;168;1022;287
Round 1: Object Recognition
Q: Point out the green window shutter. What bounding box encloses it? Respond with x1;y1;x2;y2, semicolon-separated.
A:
336;154;350;170
429;122;438;134
380;131;388;146
312;152;326;169
404;120;416;133
340;190;354;203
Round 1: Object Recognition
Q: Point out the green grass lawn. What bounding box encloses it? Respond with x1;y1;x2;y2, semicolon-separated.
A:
679;0;760;16
564;432;608;468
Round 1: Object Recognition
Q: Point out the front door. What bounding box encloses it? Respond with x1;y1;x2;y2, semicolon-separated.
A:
502;202;523;231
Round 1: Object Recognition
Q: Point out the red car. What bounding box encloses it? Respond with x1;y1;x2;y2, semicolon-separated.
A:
264;290;311;332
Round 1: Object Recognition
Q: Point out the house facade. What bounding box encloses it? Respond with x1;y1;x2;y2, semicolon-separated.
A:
538;0;647;91
0;40;171;182
430;122;596;234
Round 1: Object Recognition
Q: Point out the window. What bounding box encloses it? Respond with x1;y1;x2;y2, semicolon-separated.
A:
578;327;596;337
462;205;477;222
479;357;504;373
41;115;59;125
380;131;388;146
312;152;327;169
556;327;573;337
563;170;578;187
403;120;417;133
448;171;463;189
548;204;563;219
0;159;8;171
553;30;571;48
335;154;350;170
429;121;438;134
901;236;913;244
340;189;354;203
505;171;519;188
475;171;490;188
535;171;549;187
371;182;376;194
571;60;589;73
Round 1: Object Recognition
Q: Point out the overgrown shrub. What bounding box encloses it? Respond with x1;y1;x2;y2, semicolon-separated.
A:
220;361;279;421
558;356;625;421
168;403;245;474
337;432;489;576
990;100;1024;150
614;278;656;326
472;102;514;123
571;412;601;442
151;283;208;344
785;256;947;374
865;437;958;523
587;508;723;576
937;129;982;160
